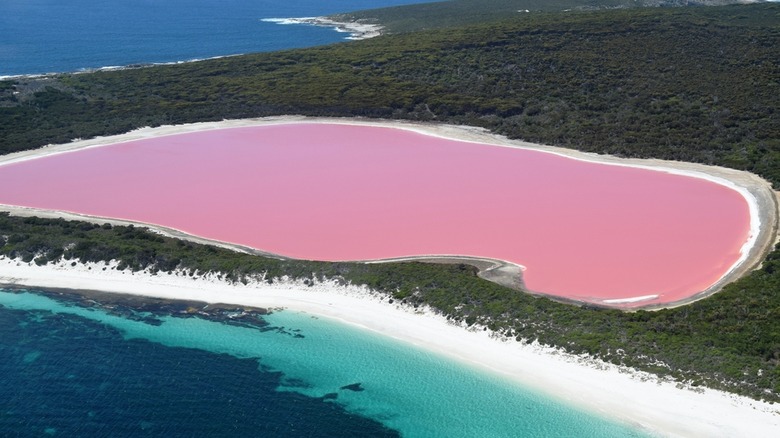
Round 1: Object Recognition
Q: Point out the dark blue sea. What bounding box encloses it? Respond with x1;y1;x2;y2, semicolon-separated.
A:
0;290;650;437
0;0;432;77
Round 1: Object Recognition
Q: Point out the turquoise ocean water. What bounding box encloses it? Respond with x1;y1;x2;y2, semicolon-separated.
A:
0;289;652;437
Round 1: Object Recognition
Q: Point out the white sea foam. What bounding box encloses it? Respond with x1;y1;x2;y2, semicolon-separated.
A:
262;16;383;40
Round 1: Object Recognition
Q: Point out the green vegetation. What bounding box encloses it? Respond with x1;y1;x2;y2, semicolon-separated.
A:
2;212;780;401
1;2;779;402
331;0;744;34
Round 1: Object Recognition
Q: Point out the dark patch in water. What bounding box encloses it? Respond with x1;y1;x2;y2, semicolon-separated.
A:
3;287;298;334
340;383;365;392
0;298;399;437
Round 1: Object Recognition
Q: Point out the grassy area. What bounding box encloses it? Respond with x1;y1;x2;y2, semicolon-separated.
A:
330;0;746;34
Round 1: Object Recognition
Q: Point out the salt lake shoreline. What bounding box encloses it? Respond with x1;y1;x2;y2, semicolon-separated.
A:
1;116;779;435
0;116;777;309
1;256;779;437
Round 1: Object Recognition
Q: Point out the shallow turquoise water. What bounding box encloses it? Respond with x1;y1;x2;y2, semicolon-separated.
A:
0;289;653;436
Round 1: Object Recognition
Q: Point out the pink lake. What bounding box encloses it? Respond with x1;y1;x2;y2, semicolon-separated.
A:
0;124;751;307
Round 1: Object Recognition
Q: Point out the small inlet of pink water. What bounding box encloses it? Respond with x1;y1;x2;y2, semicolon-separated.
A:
0;124;751;307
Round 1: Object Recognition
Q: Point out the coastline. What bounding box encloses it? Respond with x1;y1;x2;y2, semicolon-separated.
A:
0;15;374;80
261;16;383;40
0;116;776;309
0;53;246;81
1;255;779;437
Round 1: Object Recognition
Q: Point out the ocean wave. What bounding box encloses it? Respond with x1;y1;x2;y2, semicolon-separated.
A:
0;54;246;80
261;17;319;25
261;16;383;40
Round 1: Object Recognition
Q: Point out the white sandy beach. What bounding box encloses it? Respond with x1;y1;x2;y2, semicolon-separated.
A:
1;255;779;437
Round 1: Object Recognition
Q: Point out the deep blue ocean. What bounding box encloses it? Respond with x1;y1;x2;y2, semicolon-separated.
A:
0;0;432;77
0;289;652;437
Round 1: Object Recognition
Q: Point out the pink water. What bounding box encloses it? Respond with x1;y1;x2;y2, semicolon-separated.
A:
0;124;751;306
